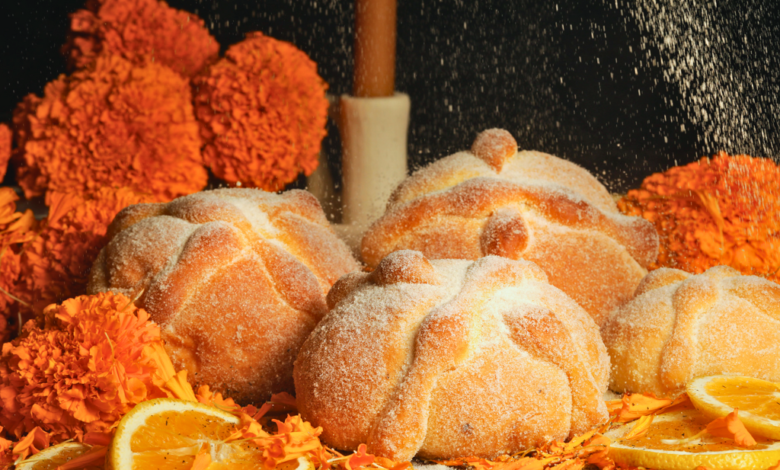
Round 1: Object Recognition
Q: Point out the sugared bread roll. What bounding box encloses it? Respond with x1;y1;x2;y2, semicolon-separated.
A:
294;250;610;461
602;265;780;396
88;188;360;404
361;129;658;326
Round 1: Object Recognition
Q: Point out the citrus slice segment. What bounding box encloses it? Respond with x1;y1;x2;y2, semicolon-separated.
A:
15;442;100;470
605;408;780;470
107;398;277;470
688;375;780;440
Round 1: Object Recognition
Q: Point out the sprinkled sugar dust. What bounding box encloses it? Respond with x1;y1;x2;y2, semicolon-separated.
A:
166;0;692;193
3;0;777;193
629;0;780;158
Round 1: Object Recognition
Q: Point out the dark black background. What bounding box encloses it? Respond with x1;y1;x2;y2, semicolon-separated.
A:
1;0;778;192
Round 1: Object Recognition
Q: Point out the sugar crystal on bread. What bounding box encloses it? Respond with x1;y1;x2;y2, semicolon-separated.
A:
88;188;360;404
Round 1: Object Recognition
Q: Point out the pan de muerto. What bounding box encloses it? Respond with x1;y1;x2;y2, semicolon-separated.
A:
602;265;780;396
88;188;360;403
294;250;610;461
361;129;659;326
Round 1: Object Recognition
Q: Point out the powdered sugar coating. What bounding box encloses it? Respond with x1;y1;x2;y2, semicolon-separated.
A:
363;129;658;327
294;251;609;461
602;265;780;396
88;188;360;403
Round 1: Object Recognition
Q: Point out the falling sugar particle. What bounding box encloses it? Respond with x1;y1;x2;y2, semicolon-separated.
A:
631;0;779;158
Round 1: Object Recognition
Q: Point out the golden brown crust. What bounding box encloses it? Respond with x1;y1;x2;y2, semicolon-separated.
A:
470;128;517;172
294;251;609;461
105;203;166;241
479;208;529;258
88;188;360;403
503;306;607;436
633;267;691;297
361;129;659;326
370;250;440;286
602;266;780;396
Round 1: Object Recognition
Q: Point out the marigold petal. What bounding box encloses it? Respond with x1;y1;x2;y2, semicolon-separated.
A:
623;415;654;440
502;457;557;470
163;370;197;402
347;443;374;468
706;409;757;447
657;393;694;415
191;443;213;470
616;393;673;423
548;460;585;470
11;427;50;461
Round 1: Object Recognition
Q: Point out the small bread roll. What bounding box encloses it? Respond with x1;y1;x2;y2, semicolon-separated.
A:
294;250;609;461
361;129;658;326
88;188;360;403
602;265;780;396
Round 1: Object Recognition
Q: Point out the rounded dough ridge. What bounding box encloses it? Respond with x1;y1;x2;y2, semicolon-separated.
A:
361;128;659;326
602;265;780;396
294;250;610;461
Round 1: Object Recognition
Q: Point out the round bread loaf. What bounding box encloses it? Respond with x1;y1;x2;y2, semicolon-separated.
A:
602;265;780;396
294;250;610;461
88;188;360;404
361;129;659;326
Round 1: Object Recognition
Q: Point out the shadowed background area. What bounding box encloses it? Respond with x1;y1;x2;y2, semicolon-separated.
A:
2;0;778;192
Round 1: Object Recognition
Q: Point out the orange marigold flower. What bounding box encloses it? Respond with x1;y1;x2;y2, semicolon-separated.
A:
14;187;154;319
0;125;10;182
14;54;207;202
0;188;37;342
0;292;171;442
618;152;780;280
64;0;219;77
193;32;329;191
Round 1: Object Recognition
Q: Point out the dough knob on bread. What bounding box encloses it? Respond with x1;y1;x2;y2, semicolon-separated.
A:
361;128;659;326
602;265;780;396
294;250;610;461
470;128;518;172
88;188;360;404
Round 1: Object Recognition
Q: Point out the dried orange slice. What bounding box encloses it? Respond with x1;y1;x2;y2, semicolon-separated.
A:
14;442;101;470
688;375;780;440
605;408;780;470
106;398;313;470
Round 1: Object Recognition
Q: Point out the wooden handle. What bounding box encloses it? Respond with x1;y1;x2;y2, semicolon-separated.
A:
353;0;397;97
